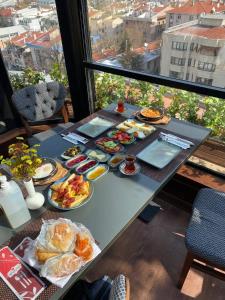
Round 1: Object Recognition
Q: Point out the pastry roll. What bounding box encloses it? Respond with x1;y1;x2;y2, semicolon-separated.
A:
46;223;74;252
74;232;93;261
35;247;59;264
40;253;82;278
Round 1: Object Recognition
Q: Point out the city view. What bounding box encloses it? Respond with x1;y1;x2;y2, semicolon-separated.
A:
0;0;224;140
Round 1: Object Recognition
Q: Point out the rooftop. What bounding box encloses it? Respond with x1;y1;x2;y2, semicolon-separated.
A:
168;0;225;15
174;24;225;39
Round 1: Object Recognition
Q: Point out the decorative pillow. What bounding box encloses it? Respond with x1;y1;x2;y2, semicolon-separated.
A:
109;274;127;300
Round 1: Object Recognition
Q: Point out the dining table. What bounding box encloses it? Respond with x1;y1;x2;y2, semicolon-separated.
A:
0;103;211;300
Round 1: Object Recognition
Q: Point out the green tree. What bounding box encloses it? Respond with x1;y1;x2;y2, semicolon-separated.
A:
118;51;143;70
10;68;45;90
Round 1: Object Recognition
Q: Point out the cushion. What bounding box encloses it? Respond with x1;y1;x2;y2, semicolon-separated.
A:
186;188;225;267
12;82;66;121
109;274;127;300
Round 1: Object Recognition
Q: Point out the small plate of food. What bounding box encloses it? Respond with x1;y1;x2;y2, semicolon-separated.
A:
116;119;156;139
85;149;111;162
61;145;86;160
86;164;109;181
107;129;135;145
48;174;93;210
33;158;57;182
65;154;88;169
108;154;125;168
95;137;124;153
75;159;98;174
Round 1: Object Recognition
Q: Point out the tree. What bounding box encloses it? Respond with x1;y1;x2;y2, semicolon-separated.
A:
118;51;143;70
118;33;131;53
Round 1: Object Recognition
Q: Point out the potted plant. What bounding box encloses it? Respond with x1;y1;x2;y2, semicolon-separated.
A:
0;137;45;210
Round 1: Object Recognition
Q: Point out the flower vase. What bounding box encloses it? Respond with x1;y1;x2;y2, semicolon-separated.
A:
23;178;45;210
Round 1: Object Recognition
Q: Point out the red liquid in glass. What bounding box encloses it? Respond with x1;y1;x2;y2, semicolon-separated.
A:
117;101;124;113
125;156;135;172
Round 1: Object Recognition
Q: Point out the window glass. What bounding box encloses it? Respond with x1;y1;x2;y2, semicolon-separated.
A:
0;0;73;116
88;0;225;88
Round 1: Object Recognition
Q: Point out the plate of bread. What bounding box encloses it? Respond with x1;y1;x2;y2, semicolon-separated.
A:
21;218;101;287
48;174;93;210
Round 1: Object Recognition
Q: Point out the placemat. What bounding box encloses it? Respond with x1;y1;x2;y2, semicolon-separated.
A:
135;112;171;125
34;162;68;186
0;210;61;300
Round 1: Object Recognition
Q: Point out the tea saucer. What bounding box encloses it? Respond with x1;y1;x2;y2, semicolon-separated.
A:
119;162;141;176
114;107;127;114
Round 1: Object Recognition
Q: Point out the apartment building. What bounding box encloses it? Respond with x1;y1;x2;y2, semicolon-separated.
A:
160;14;225;88
0;7;14;27
166;0;225;28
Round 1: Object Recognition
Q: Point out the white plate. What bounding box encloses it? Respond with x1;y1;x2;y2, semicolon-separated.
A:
76;117;115;138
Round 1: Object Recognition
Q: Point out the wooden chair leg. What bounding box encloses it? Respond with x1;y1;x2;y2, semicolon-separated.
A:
177;251;194;289
61;104;69;123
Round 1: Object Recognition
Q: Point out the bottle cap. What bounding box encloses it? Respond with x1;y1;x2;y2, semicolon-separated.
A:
0;176;9;189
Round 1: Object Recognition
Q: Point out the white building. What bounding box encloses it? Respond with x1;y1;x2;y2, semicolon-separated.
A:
0;24;26;41
160;14;225;87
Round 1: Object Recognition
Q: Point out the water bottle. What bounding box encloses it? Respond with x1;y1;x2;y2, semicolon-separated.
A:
0;176;31;229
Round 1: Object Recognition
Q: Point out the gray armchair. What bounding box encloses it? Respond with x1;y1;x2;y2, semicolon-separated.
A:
12;81;69;136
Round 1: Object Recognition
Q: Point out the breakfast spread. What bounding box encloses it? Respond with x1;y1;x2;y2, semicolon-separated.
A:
95;137;124;153
50;174;90;209
107;129;135;144
65;154;88;169
86;165;108;181
76;160;98;174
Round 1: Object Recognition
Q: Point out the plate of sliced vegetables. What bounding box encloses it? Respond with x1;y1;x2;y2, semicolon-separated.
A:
95;137;124;154
107;129;135;145
48;174;93;210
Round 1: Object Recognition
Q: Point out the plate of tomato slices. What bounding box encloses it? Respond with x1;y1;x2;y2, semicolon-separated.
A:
107;130;135;145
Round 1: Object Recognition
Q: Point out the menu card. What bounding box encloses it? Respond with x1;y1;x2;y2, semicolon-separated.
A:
0;246;45;300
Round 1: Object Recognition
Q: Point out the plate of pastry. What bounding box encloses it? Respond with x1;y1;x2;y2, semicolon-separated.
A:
20;218;101;287
116;119;156;139
48;174;93;210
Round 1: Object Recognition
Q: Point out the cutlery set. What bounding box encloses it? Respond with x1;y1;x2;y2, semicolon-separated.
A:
15;271;32;289
159;132;194;149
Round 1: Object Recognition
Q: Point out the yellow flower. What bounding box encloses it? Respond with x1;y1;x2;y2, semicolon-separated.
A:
21;155;30;161
26;160;32;165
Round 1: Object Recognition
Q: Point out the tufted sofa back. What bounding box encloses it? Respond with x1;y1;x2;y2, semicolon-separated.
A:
12;81;66;122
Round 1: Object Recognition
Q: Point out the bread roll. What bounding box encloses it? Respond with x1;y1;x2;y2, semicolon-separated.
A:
40;253;82;278
46;223;74;252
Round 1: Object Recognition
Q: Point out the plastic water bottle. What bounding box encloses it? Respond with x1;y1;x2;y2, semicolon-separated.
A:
0;176;31;229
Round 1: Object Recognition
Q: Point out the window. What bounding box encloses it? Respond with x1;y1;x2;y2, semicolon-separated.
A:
198;62;216;72
196;77;213;86
169;70;183;79
171;57;186;66
0;0;73;119
171;41;188;51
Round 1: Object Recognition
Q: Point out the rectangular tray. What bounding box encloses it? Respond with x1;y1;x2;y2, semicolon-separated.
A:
137;139;182;169
76;117;115;138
